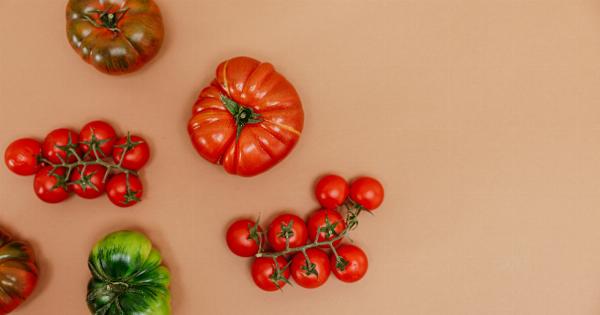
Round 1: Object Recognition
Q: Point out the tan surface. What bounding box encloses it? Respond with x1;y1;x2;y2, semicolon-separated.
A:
2;0;600;314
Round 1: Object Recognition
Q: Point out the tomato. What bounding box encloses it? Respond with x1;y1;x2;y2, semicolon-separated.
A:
112;135;150;170
290;248;330;288
307;209;346;248
70;164;108;199
79;120;116;159
106;173;143;207
267;214;308;251
33;166;71;203
315;174;349;209
251;256;290;291
331;244;368;283
226;219;263;257
42;128;81;164
4;138;42;176
349;176;384;211
0;229;39;314
188;56;304;177
66;0;165;75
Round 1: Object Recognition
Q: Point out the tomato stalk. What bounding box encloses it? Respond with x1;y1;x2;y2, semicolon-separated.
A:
221;95;262;140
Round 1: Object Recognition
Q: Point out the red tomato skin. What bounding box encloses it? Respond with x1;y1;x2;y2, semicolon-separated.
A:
251;256;290;291
112;136;150;171
79;120;117;159
4;138;42;176
315;174;349;209
106;173;143;207
70;164;108;199
267;214;308;251
226;219;263;257
33;166;71;203
290;248;331;288
331;244;368;283
42;128;80;164
0;230;39;314
307;209;346;248
349;177;384;211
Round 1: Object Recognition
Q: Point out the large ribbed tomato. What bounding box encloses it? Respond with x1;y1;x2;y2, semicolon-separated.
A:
0;229;38;314
188;57;304;177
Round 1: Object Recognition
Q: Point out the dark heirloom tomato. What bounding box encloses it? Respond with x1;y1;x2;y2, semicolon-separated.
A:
188;56;304;177
0;229;38;314
66;0;164;75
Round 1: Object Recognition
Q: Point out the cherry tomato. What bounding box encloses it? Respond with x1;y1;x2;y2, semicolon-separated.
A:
42;128;80;164
79;120;116;159
251;256;290;291
267;214;308;251
33;166;71;203
106;173;143;207
112;135;150;170
315;174;349;209
349;176;384;211
4;138;42;176
331;244;368;283
307;209;346;248
226;219;263;257
290;248;331;288
69;164;108;199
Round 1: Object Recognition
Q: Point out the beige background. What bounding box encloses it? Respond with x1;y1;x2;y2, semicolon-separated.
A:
2;0;600;314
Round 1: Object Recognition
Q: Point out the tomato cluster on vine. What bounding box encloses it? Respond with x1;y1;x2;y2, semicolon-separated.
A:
4;120;150;207
226;174;384;291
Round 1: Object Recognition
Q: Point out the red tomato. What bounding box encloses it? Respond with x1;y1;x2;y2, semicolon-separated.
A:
331;244;368;283
79;120;117;159
251;256;290;291
112;135;150;170
70;164;108;199
188;56;304;177
226;219;263;257
0;229;39;314
267;214;308;251
290;248;331;288
33;166;71;203
106;173;143;207
315;174;349;209
307;209;346;248
4;138;42;176
42;128;81;164
349;177;384;211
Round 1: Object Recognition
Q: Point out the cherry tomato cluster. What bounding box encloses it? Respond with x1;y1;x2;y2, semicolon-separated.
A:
226;174;384;291
4;120;150;207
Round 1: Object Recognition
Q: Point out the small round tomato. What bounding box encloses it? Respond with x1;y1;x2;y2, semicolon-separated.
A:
307;209;346;248
33;166;71;203
69;164;108;199
290;248;331;288
315;174;349;209
4;138;42;176
42;128;80;164
331;244;368;283
251;256;290;291
106;173;143;207
226;219;263;257
349;176;384;211
267;214;308;251
112;135;150;170
79;120;116;159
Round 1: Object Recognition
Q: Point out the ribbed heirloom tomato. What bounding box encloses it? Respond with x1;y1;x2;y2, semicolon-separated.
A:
188;56;304;176
0;229;38;314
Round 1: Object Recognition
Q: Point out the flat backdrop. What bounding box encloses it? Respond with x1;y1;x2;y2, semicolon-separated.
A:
2;0;600;314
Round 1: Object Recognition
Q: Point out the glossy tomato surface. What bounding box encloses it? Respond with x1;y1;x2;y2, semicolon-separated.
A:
70;164;108;199
315;174;349;209
290;248;330;289
331;244;368;283
267;213;308;251
251;256;290;291
106;173;143;207
226;219;262;257
349;177;384;210
307;209;346;248
4;138;42;176
42;128;80;164
79;120;116;159
33;166;71;203
188;56;304;177
0;229;38;314
112;135;150;170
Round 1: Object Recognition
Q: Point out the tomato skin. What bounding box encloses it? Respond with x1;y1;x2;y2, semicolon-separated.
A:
106;173;143;207
70;164;108;199
331;244;368;283
226;219;263;257
267;214;308;251
251;256;290;291
315;174;349;209
79;120;116;159
4;138;42;176
349;177;384;211
42;128;80;164
0;229;39;314
112;135;150;171
307;209;346;248
33;166;71;203
290;248;331;288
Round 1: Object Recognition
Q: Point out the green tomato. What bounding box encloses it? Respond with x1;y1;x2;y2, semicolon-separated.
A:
87;230;171;315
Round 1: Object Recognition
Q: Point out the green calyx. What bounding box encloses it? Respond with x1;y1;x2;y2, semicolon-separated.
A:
269;259;292;290
335;256;349;272
319;215;340;239
83;8;129;32
221;95;262;140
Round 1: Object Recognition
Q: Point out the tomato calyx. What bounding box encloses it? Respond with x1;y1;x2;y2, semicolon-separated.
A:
319;215;340;239
50;171;69;190
84;8;129;32
122;173;141;205
72;170;100;192
300;252;319;277
269;258;292;290
106;281;129;294
54;132;79;164
221;95;262;140
247;216;263;251
81;133;111;159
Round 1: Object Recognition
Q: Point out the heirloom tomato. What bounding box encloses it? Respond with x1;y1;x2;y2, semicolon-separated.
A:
4;138;42;176
251;256;290;291
307;209;346;248
290;248;330;289
267;214;308;251
0;229;39;314
331;244;368;283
